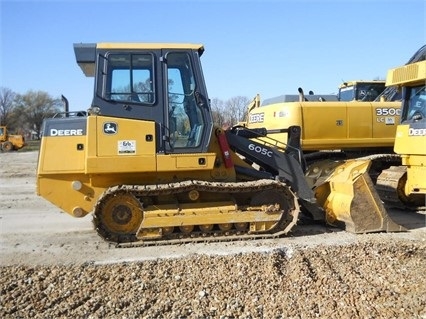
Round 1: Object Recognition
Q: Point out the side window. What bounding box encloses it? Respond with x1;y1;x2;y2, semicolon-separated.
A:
408;86;426;120
167;52;204;148
338;87;354;101
168;68;189;146
107;54;155;104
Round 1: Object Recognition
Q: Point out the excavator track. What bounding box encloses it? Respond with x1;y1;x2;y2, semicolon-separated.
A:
93;179;300;246
305;152;401;181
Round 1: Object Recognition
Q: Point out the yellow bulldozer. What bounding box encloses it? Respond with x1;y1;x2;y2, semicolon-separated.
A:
376;46;426;209
0;126;26;152
36;43;403;245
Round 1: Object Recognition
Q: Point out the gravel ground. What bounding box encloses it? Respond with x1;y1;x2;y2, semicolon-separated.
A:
1;151;425;318
1;241;425;319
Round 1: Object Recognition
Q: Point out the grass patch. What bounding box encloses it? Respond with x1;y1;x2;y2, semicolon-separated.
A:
20;140;41;152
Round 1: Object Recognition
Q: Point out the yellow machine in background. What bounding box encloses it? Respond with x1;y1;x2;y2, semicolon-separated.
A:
0;126;26;152
244;45;425;210
245;88;401;152
338;80;386;101
376;53;426;209
36;43;403;245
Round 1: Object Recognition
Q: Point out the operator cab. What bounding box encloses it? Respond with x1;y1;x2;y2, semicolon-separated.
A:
74;43;213;154
386;51;426;124
338;80;386;101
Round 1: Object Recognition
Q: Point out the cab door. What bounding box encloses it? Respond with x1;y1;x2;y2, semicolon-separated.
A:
162;50;212;154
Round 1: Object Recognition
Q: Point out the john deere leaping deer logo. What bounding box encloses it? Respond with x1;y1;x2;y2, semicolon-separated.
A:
103;122;117;134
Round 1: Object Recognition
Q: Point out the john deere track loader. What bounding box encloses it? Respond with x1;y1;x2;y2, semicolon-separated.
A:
36;43;402;245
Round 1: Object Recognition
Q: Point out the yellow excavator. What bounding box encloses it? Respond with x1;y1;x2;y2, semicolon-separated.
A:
376;46;426;209
36;43;403;245
243;87;403;218
245;88;401;153
244;46;426;211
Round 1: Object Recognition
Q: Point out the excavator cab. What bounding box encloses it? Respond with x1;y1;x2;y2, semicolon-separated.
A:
338;80;386;101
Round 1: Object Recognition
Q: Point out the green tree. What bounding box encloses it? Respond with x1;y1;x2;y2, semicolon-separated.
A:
15;90;62;138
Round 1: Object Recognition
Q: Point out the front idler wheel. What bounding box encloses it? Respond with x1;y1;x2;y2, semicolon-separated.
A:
94;191;143;243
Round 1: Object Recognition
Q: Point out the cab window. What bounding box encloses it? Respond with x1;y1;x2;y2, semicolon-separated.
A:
107;53;155;104
338;85;355;101
356;83;384;101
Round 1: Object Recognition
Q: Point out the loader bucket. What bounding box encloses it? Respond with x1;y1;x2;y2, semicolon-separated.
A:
313;159;405;233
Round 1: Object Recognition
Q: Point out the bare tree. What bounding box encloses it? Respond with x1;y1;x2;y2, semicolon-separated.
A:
210;97;226;128
224;96;250;126
15;90;62;138
0;87;17;126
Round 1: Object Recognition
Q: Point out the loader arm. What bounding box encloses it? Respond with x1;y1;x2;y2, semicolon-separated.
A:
226;125;404;233
225;126;315;204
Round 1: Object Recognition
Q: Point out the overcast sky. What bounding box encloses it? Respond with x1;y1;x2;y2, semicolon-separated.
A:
1;0;425;111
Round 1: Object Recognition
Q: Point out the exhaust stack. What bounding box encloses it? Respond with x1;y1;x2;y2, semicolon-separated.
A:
61;95;69;117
